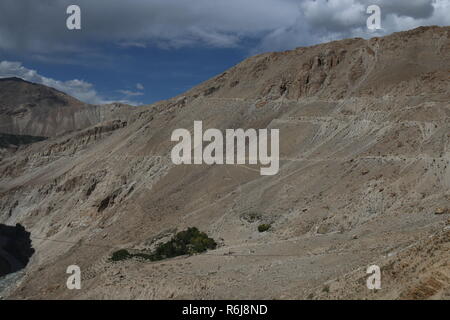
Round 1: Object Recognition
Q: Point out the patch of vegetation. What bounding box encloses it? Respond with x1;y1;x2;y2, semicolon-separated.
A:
110;249;131;262
258;224;271;232
110;227;217;262
151;227;217;260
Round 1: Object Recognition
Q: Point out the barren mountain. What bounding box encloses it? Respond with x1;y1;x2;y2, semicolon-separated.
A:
0;77;132;138
0;26;449;300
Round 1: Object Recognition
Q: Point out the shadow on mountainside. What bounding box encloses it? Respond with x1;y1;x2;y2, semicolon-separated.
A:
0;224;34;278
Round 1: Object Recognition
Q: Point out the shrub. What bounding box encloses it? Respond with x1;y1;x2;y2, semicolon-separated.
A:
110;227;217;262
110;249;131;262
153;227;217;260
258;224;271;232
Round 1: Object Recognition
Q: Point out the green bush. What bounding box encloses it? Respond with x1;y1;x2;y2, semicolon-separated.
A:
258;224;271;232
110;249;131;261
153;227;217;260
110;227;217;262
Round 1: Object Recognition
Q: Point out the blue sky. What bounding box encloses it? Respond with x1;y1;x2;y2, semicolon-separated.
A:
3;45;249;105
0;0;448;106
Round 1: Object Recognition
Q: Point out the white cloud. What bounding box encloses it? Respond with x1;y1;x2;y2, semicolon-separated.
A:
256;0;450;52
136;83;144;90
117;89;144;96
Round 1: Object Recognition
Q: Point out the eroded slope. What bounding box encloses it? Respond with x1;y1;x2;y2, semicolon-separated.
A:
0;26;449;299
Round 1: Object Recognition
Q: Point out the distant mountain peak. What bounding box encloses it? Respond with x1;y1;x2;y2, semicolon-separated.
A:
0;76;30;83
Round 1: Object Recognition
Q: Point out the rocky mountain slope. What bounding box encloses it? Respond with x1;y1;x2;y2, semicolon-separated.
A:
0;77;132;138
0;26;449;299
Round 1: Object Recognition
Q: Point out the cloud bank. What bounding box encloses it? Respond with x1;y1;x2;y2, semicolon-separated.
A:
0;0;448;53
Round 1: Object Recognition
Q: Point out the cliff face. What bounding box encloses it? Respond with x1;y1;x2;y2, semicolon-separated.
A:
0;26;449;299
187;26;449;101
